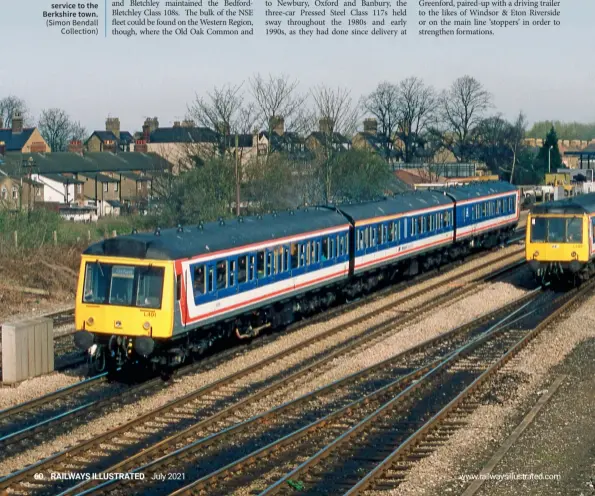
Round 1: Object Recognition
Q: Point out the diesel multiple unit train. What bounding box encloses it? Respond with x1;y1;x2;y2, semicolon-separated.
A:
526;192;595;284
74;181;520;373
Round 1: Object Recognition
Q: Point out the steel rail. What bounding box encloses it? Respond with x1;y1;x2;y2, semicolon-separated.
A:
0;256;525;493
165;293;542;495
60;289;541;496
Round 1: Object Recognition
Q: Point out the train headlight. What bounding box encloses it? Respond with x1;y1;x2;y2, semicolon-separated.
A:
143;321;151;330
86;317;94;326
572;251;578;259
533;251;539;259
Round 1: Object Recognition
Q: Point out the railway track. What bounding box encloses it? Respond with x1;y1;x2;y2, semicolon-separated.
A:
159;280;592;496
0;254;528;495
0;249;524;458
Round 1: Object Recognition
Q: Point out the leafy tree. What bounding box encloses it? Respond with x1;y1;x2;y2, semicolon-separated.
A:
158;156;235;226
330;149;395;203
534;126;563;177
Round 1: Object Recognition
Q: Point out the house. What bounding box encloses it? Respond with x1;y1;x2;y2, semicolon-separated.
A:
0;146;169;217
86;117;135;152
31;172;85;204
142;118;219;172
0;112;51;154
0;173;44;210
255;117;310;161
305;118;352;154
352;118;399;163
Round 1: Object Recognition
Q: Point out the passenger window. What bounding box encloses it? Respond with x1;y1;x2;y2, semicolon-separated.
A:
216;260;227;290
193;265;205;295
268;251;274;275
311;242;317;263
340;235;345;255
230;260;236;286
208;267;214;292
249;255;255;280
388;222;395;242
238;256;248;283
290;243;299;268
322;238;329;260
257;251;266;278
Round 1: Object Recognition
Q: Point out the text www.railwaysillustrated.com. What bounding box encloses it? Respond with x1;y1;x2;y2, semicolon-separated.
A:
459;472;561;482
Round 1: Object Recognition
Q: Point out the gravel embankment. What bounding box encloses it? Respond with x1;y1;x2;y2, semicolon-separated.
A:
379;291;595;496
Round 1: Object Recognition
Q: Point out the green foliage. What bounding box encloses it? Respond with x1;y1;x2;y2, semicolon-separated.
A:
512;147;540;185
527;121;595;141
533;126;563;177
158;156;236;225
330;149;394;202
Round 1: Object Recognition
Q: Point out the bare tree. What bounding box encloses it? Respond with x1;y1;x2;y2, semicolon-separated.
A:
310;85;360;203
395;77;436;163
439;75;492;162
70;121;88;142
187;82;258;159
364;82;401;162
0;96;30;128
38;108;79;152
249;74;309;159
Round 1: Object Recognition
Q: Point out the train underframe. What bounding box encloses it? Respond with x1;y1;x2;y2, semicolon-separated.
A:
79;225;517;377
529;259;595;287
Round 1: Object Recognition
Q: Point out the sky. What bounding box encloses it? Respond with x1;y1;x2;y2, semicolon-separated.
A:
1;0;594;134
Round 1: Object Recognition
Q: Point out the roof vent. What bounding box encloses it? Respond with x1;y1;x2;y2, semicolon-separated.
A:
131;228;138;234
272;211;277;217
155;227;161;236
219;219;225;226
177;224;183;233
257;214;263;220
289;210;294;216
238;216;244;223
198;221;204;230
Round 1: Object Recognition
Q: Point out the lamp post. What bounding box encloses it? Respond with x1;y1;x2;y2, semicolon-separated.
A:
548;145;553;174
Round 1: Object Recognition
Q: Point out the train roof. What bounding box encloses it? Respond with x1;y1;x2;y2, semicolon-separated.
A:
83;207;349;261
531;192;595;215
336;190;452;222
435;181;518;201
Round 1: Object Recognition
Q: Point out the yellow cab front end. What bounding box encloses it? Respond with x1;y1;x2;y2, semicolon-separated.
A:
526;212;589;280
74;254;175;369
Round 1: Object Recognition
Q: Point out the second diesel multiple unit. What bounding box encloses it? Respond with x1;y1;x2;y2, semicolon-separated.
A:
526;192;595;283
74;181;520;373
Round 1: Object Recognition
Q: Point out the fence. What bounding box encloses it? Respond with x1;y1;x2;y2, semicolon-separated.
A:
4;229;119;248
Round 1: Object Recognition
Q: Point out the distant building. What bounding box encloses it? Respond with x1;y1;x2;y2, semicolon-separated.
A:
0;112;51;154
305;118;351;153
86;117;135;152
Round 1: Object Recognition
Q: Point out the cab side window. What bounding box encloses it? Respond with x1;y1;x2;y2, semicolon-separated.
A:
193;265;205;296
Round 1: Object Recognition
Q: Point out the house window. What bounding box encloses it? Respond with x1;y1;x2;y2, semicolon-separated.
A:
12;186;18;200
1;187;6;200
36;187;41;197
114;182;119;192
103;183;108;193
137;182;142;191
77;184;82;194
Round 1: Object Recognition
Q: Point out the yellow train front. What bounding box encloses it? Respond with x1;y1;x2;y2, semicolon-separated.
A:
526;192;595;284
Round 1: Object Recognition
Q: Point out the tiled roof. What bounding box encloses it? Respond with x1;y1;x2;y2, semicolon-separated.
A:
42;173;85;184
308;132;351;145
0;128;35;151
79;172;120;183
1;151;170;175
149;127;219;144
88;130;135;145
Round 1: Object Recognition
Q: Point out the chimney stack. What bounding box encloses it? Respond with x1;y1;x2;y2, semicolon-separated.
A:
135;139;148;153
363;118;378;135
142;123;151;142
68;140;83;155
182;120;195;128
319;117;334;135
0;141;5;156
12;112;23;134
269;116;285;136
103;139;116;153
106;117;121;139
173;121;181;128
